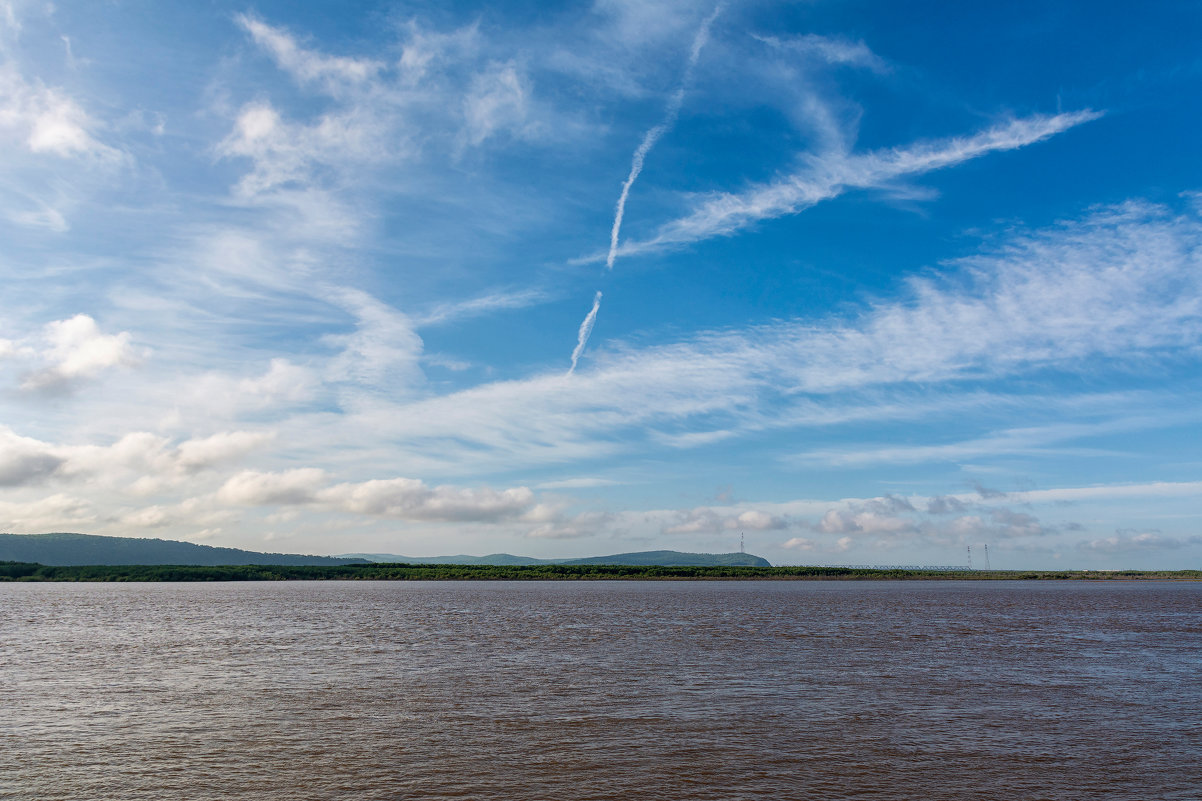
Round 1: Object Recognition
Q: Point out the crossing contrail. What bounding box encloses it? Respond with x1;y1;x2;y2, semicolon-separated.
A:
606;4;722;270
570;5;720;375
567;291;602;375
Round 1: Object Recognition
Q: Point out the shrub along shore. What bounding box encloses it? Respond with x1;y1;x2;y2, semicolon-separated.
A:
1;561;1198;582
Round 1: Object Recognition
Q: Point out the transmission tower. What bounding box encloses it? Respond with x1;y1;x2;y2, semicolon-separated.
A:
984;544;991;570
967;544;973;570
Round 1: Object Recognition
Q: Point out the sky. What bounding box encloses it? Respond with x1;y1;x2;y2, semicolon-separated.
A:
1;0;1201;568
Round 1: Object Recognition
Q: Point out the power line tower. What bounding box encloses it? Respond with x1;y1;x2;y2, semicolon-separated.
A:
967;544;973;570
984;544;991;570
739;532;745;554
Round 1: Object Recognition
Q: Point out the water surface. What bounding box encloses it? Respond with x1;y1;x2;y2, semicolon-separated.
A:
2;580;1199;800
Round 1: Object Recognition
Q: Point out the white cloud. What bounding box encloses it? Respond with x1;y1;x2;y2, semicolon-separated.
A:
0;63;120;160
1078;531;1202;553
397;21;481;86
525;509;612;539
19;314;140;392
0;426;275;495
780;535;852;553
793;418;1162;466
216;468;327;506
663;506;788;534
754;33;889;73
117;505;172;528
324;289;424;394
0;427;64;486
217;101;389;197
461;61;531;147
235;14;383;95
9;201;68;231
239;359;317;406
319;478;534;522
0;493;96;532
175;431;276;472
175;359;320;425
326;197;1202;472
416;288;548;327
534;477;621;489
214;468;538;524
593;0;717;50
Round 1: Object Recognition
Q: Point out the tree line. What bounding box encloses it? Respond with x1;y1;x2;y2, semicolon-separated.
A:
1;561;1197;582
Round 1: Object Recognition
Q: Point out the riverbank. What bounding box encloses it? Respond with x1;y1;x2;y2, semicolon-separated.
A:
2;561;1199;581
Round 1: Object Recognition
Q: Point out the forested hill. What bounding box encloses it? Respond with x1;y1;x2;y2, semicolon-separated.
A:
0;533;366;566
341;550;773;567
0;533;772;568
560;550;771;567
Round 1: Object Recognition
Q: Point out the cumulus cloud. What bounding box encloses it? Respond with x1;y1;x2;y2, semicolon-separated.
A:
663;505;788;534
525;510;613;539
926;495;972;515
0;427;64;486
175;431;276;472
0;426;275;494
319;478;533;522
239;359;317;406
18;314;140;392
1077;531;1202;553
781;535;852;553
214;469;539;524
172;359;319;426
802;492;1056;545
0;493;96;532
216;468;328;506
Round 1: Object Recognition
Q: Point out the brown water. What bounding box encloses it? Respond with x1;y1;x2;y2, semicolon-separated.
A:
2;580;1199;800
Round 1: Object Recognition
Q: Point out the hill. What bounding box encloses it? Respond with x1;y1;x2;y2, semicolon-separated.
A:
558;550;771;567
0;533;366;566
340;550;772;567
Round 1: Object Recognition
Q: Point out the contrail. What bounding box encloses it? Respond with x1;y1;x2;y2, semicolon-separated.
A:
567;291;602;375
606;4;722;270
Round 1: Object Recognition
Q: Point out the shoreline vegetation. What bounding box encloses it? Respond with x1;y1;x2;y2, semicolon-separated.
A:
1;561;1199;582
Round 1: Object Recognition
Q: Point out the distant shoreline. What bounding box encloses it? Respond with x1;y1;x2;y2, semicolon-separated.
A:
2;562;1199;582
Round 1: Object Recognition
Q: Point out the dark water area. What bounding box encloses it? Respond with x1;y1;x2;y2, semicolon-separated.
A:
2;581;1199;800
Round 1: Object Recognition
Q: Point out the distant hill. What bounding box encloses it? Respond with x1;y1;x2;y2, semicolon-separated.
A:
0;533;367;567
560;550;771;567
340;550;772;567
0;533;771;568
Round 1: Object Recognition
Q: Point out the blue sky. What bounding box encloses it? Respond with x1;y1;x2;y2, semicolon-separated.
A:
1;0;1200;568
